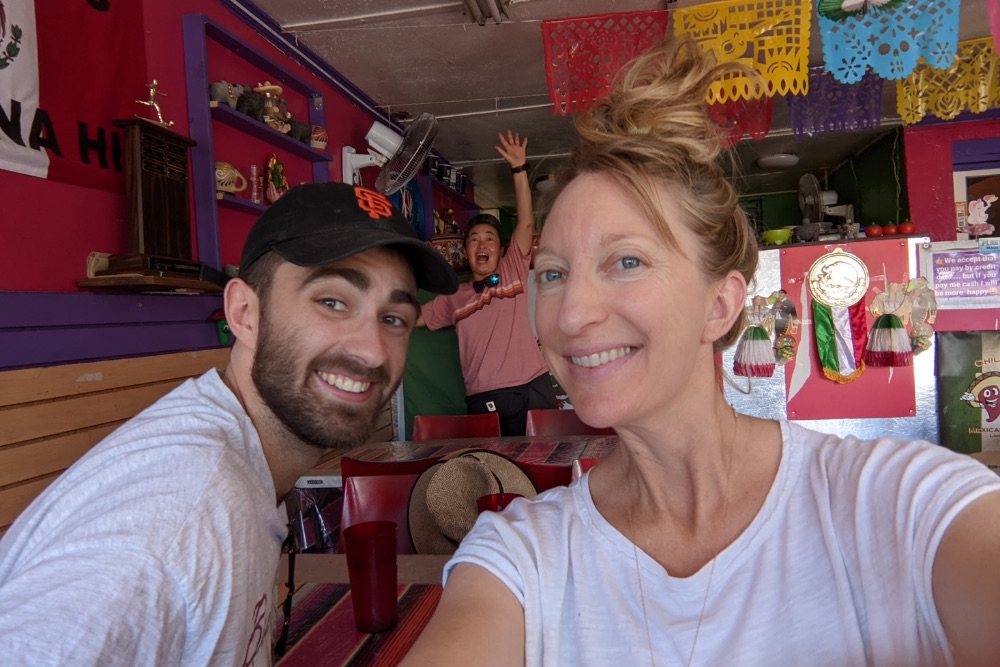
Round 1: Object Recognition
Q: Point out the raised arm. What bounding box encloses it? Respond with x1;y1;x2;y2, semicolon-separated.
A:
932;490;1000;666
401;563;525;667
495;130;535;256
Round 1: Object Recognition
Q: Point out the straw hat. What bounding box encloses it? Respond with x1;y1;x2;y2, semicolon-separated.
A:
408;450;537;555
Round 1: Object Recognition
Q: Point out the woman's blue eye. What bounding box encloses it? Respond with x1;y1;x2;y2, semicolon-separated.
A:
539;269;564;283
619;257;641;269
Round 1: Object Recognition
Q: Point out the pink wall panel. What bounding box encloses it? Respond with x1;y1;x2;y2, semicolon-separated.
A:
1;0;383;292
904;118;1000;243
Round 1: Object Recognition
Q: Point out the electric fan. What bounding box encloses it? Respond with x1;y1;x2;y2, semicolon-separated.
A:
797;173;855;227
341;113;438;195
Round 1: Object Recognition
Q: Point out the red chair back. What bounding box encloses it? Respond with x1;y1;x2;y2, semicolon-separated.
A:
525;409;615;437
412;413;501;441
517;461;573;493
339;473;419;554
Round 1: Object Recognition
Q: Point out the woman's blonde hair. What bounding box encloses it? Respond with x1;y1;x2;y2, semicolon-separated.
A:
551;35;760;351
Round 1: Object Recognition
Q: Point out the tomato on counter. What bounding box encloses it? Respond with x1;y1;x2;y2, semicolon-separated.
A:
865;224;883;237
899;221;916;235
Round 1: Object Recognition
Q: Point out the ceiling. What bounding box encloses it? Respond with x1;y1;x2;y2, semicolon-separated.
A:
248;0;993;214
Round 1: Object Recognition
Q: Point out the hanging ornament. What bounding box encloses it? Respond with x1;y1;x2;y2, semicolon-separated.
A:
905;277;938;355
807;248;870;383
673;0;810;103
541;10;669;115
897;38;1000;125
734;295;777;377
819;0;960;84
769;289;799;366
817;0;907;22
865;282;913;367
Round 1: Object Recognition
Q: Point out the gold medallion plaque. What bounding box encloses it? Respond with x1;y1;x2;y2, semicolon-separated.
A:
807;248;869;308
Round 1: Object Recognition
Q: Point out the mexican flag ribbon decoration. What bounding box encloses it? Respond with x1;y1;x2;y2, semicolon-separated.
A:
864;282;914;367
865;313;912;366
734;325;776;377
812;300;867;383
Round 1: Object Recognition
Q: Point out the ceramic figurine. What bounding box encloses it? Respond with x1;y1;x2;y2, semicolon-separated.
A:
266;154;288;204
310;125;328;150
214;161;247;194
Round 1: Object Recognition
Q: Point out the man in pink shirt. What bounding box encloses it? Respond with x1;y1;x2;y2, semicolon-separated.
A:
419;131;557;434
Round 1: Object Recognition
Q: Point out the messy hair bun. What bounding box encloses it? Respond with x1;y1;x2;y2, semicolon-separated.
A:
553;35;761;351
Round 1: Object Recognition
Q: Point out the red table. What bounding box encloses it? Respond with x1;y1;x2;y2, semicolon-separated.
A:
278;435;619;664
299;434;620;486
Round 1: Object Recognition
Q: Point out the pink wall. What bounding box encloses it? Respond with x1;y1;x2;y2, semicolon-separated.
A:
904;117;1000;242
1;0;381;292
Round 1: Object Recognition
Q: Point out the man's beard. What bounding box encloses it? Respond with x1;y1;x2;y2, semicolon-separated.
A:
252;312;396;451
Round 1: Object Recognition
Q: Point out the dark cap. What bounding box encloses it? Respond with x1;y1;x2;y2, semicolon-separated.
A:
464;213;503;241
240;182;457;294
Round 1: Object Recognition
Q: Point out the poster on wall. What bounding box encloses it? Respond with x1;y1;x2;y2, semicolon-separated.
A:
936;331;1000;454
778;238;917;421
0;0;145;191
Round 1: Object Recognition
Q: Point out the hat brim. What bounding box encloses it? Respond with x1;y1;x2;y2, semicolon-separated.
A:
408;450;537;555
273;227;458;295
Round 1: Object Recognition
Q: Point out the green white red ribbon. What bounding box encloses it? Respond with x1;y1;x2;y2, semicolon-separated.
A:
812;300;867;383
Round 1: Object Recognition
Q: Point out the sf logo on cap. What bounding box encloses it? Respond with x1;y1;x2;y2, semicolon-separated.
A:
355;187;394;220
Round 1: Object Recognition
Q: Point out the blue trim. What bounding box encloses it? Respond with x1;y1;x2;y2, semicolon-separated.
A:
0;292;224;371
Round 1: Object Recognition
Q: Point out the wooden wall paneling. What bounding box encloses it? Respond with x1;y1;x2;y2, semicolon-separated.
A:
0;349;230;535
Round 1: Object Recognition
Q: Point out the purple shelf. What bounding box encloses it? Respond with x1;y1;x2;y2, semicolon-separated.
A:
210;104;332;162
217;193;267;215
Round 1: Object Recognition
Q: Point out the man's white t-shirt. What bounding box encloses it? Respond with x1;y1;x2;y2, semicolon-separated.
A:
0;370;287;666
448;421;1000;666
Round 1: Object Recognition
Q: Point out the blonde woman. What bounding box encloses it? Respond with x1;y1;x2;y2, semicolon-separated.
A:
403;37;1000;667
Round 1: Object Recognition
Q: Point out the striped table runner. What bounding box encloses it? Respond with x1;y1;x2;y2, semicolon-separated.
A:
276;583;442;666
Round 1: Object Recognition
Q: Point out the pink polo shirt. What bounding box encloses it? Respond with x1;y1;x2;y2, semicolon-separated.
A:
421;242;549;396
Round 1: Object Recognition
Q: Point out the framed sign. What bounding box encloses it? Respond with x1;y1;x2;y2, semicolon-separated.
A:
918;241;1000;310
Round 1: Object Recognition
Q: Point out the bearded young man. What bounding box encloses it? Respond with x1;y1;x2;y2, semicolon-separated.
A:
0;183;456;666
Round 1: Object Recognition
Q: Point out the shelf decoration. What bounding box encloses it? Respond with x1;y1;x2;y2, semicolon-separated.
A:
787;67;883;137
733;295;777;377
673;0;809;104
819;0;961;84
864;282;913;367
807;248;870;384
134;79;175;127
541;10;669;115
863;278;939;364
707;95;772;147
771;289;799;366
266;154;288;203
896;38;1000;124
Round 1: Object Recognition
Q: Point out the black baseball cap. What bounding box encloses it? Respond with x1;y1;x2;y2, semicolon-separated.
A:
240;182;457;294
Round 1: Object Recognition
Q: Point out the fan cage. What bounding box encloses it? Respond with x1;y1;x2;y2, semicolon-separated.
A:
376;114;438;195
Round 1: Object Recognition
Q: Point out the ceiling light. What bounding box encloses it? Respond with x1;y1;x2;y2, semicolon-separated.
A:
535;174;556;192
756;153;799;169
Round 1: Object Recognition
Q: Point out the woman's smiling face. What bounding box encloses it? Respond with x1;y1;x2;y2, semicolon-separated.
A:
533;172;720;430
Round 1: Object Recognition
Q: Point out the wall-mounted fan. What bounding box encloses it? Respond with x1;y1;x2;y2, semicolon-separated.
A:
797;173;854;225
341;113;438;195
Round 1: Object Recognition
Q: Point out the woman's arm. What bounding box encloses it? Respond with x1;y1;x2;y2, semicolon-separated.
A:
932;490;1000;666
401;563;525;667
495;130;535;257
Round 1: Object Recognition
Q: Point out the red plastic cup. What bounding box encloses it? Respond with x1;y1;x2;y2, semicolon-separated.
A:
477;493;523;513
343;521;398;633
